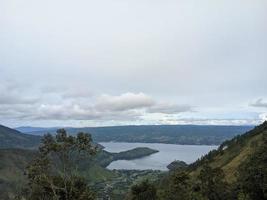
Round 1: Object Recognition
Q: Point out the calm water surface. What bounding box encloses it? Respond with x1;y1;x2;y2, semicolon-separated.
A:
100;142;217;171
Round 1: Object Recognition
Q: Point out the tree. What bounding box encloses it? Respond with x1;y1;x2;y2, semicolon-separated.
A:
19;129;97;200
198;164;230;200
163;171;191;200
237;134;267;200
129;180;157;200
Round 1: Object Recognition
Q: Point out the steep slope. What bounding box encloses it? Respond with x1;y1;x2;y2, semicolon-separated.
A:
154;122;267;200
0;125;41;149
189;121;267;182
0;149;38;199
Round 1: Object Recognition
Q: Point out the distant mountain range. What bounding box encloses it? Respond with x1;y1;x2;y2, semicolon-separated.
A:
15;126;61;135
15;124;253;145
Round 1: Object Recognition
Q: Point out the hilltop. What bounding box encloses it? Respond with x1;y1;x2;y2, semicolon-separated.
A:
0;125;41;149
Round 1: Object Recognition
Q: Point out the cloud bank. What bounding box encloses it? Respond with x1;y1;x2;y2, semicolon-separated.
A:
251;99;267;108
0;83;191;124
1;0;267;126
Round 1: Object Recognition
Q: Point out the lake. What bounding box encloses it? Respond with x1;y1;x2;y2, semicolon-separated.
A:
100;142;217;171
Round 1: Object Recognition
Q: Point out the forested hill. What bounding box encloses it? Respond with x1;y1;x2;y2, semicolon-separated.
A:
189;121;267;180
0;146;158;199
18;125;253;145
151;121;267;200
0;125;41;149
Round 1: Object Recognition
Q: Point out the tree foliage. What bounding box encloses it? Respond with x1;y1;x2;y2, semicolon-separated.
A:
163;171;191;200
129;180;157;200
237;134;267;200
198;164;230;200
18;129;97;200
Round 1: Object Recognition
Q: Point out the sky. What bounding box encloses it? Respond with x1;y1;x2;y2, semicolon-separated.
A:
0;0;267;128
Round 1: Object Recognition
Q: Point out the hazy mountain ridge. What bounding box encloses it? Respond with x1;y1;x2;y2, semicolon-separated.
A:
15;126;60;134
16;125;253;145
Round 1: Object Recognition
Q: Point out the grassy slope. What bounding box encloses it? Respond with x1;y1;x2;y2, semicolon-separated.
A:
215;134;263;182
189;122;267;182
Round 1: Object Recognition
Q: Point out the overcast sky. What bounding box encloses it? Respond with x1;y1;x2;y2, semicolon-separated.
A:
1;0;267;127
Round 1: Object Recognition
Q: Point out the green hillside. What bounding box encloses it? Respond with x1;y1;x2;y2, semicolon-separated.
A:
0;148;115;199
0;125;41;149
0;149;38;199
152;121;267;200
0;146;158;199
1;123;266;200
189;121;267;182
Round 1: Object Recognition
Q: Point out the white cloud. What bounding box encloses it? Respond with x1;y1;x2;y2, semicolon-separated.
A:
1;86;265;127
61;88;93;99
0;83;38;105
0;90;190;123
95;93;155;112
158;118;261;126
147;103;191;114
250;99;267;108
259;113;267;122
1;0;267;127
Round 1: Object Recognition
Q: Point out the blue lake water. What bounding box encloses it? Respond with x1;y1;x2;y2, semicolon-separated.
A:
100;142;217;171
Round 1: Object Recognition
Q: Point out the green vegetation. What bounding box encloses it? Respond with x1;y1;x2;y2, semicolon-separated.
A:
1;122;266;200
189;121;267;182
167;160;187;171
112;147;158;161
129;121;267;200
237;132;267;199
84;147;158;169
16;129;97;200
128;180;157;200
93;170;163;200
0;125;40;149
0;149;37;199
0;127;160;200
